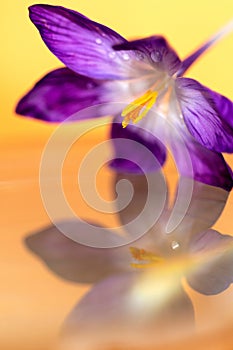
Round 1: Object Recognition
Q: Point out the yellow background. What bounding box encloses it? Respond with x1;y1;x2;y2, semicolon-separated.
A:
1;1;233;349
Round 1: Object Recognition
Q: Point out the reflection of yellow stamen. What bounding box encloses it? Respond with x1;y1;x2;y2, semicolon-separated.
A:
121;90;158;128
130;247;164;269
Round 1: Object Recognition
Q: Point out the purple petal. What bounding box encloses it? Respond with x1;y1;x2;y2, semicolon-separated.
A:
170;133;233;191
25;221;129;283
29;5;140;80
175;78;233;153
207;88;233;128
178;20;233;76
187;229;233;295
109;117;167;174
16;68;123;122
113;36;181;76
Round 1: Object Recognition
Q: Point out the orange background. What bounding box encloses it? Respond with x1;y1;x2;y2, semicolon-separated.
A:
1;1;233;349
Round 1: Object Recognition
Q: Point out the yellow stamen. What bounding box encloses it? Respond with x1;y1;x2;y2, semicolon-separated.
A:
121;90;158;128
130;247;164;269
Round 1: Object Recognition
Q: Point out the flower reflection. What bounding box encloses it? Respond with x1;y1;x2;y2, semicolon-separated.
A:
24;173;233;347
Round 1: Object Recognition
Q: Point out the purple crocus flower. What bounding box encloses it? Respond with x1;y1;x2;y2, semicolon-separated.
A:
16;5;233;190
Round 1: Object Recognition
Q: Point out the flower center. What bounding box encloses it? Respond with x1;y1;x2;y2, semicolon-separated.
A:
130;247;164;269
121;89;158;128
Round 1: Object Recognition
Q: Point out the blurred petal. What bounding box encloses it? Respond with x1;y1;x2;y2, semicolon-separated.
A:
176;78;233;153
16;68;122;122
110;117;167;173
25;221;129;283
63;273;194;333
187;229;233;295
29;5;140;80
178;20;233;76
114;36;181;76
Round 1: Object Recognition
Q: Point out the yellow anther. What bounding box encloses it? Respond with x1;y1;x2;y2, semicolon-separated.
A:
121;90;158;128
130;247;164;269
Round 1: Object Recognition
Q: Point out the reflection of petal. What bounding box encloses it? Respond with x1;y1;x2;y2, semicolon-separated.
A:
115;172;228;256
25;221;130;283
166;179;229;247
63;272;194;334
114;172;167;252
187;229;233;295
